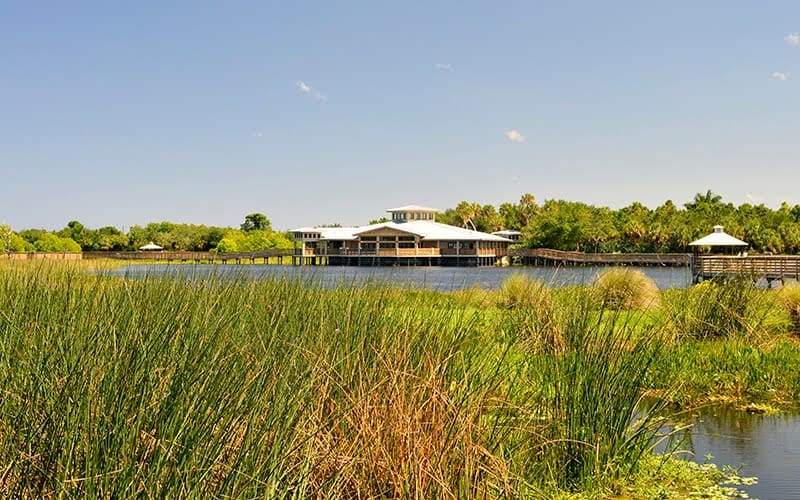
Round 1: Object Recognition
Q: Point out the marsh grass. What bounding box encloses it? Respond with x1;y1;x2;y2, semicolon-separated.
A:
0;263;523;496
522;288;670;493
0;262;732;497
661;277;772;341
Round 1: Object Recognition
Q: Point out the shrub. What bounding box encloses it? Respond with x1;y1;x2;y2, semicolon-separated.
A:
593;268;660;310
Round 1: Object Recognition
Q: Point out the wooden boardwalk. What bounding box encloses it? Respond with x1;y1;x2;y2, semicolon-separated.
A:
82;250;292;264
693;255;800;283
510;248;691;267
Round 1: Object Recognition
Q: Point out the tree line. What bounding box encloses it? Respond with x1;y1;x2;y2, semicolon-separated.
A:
0;213;293;254
4;192;800;255
436;190;800;254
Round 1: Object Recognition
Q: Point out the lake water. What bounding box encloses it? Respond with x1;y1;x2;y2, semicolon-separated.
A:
671;409;800;500
103;264;692;291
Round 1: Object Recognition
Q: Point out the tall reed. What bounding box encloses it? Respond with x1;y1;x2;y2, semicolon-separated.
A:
520;288;669;493
0;262;678;497
661;277;770;341
0;263;519;496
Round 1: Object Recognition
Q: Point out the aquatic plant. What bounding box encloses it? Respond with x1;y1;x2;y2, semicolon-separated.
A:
593;267;660;310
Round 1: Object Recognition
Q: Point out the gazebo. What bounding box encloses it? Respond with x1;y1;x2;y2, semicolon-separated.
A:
139;241;164;251
689;225;749;283
689;225;748;254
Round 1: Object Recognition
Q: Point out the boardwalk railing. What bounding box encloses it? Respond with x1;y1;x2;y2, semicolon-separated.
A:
510;248;691;266
83;250;293;262
693;255;800;282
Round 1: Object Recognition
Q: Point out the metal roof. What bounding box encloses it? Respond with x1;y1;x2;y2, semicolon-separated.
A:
353;221;512;242
292;221;511;242
689;225;748;247
385;205;440;213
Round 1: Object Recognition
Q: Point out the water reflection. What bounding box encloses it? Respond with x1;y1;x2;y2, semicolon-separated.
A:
670;408;800;500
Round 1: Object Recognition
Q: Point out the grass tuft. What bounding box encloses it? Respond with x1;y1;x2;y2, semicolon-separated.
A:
593;268;660;310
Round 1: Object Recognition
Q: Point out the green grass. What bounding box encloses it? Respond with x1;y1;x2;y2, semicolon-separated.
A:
0;262;795;496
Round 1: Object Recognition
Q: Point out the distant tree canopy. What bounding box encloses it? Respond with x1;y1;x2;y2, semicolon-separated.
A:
438;191;800;255
214;230;293;253
0;224;32;252
2;212;290;254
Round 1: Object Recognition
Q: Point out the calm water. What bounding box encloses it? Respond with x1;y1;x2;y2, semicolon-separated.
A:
103;264;692;290
674;409;800;500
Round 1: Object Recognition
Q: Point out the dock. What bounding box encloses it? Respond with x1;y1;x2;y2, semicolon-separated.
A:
692;254;800;284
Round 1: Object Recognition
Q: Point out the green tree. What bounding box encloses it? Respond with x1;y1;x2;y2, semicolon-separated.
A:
241;213;272;232
33;233;81;252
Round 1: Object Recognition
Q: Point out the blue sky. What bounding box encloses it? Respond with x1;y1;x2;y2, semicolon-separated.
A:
1;1;799;231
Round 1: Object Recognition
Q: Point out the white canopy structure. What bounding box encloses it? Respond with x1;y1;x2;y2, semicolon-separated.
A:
689;225;748;247
139;241;164;251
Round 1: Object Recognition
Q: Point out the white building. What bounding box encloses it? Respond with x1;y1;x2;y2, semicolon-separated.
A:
291;205;512;266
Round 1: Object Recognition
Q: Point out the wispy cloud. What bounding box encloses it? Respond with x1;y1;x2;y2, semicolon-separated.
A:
296;80;327;100
504;129;526;143
786;33;800;46
745;193;763;204
772;71;791;81
253;132;264;138
435;63;453;71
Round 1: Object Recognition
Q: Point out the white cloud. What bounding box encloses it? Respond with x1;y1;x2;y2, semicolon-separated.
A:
435;63;453;71
253;132;264;138
296;80;327;100
786;33;800;46
772;71;791;81
505;129;526;143
745;193;763;204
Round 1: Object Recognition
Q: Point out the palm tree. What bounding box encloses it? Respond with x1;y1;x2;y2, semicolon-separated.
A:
685;189;722;210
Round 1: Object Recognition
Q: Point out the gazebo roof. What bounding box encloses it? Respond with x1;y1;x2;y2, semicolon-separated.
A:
689;225;748;247
139;241;164;250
